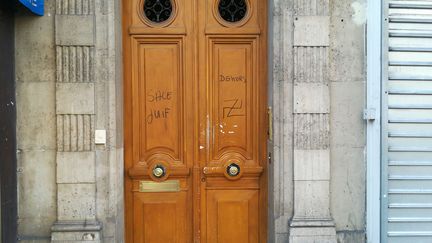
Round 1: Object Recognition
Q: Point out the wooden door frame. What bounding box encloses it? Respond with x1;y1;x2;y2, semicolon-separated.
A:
122;0;270;242
0;3;17;243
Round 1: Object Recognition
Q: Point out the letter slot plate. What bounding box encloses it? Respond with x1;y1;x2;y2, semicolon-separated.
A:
139;180;180;192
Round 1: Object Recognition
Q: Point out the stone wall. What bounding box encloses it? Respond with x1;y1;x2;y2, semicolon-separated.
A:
16;1;57;241
16;0;123;242
330;1;366;242
15;0;366;242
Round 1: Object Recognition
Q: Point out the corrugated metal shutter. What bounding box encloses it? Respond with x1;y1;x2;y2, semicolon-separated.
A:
385;1;432;242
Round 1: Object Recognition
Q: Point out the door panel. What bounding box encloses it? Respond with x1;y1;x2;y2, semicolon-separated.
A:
199;0;267;241
133;191;189;243
124;0;267;241
206;190;259;243
209;38;257;159
133;38;184;161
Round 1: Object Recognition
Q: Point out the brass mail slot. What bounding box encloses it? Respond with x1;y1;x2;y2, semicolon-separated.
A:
139;180;180;192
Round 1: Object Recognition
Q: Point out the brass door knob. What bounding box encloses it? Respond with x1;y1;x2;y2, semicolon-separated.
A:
152;165;166;178
226;163;240;177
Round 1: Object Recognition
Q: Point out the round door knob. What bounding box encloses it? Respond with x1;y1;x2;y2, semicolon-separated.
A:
152;165;166;178
227;163;240;177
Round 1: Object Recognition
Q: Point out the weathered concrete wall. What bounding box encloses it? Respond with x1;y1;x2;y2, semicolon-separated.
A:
330;0;366;242
15;1;57;242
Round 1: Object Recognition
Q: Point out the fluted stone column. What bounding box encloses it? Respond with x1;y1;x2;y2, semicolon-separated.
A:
288;0;337;242
51;0;102;242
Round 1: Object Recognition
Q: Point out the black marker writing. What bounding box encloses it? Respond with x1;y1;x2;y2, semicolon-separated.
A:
147;90;173;102
147;108;171;124
223;99;245;118
219;75;246;83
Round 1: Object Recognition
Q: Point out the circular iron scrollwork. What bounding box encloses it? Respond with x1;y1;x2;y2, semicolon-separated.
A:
218;0;248;23
144;0;173;23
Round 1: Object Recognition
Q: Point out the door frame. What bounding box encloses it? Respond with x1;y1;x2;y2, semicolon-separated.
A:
366;0;383;242
121;0;270;242
0;4;17;243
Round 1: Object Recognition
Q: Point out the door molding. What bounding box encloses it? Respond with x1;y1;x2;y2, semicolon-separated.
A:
366;0;382;242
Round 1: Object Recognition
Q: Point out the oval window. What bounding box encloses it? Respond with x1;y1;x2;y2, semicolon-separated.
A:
218;0;248;23
144;0;173;23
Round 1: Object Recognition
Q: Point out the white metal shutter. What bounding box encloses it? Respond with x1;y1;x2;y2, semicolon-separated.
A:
385;1;432;242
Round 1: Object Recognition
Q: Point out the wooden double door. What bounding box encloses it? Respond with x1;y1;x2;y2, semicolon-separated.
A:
124;0;268;242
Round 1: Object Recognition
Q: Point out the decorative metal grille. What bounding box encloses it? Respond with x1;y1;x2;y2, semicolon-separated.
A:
218;0;247;23
144;0;173;23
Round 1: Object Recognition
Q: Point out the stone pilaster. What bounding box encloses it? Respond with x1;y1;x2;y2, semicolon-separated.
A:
270;0;295;242
289;0;337;242
51;0;102;242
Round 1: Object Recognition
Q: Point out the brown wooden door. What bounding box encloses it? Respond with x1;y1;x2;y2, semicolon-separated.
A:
123;0;268;242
